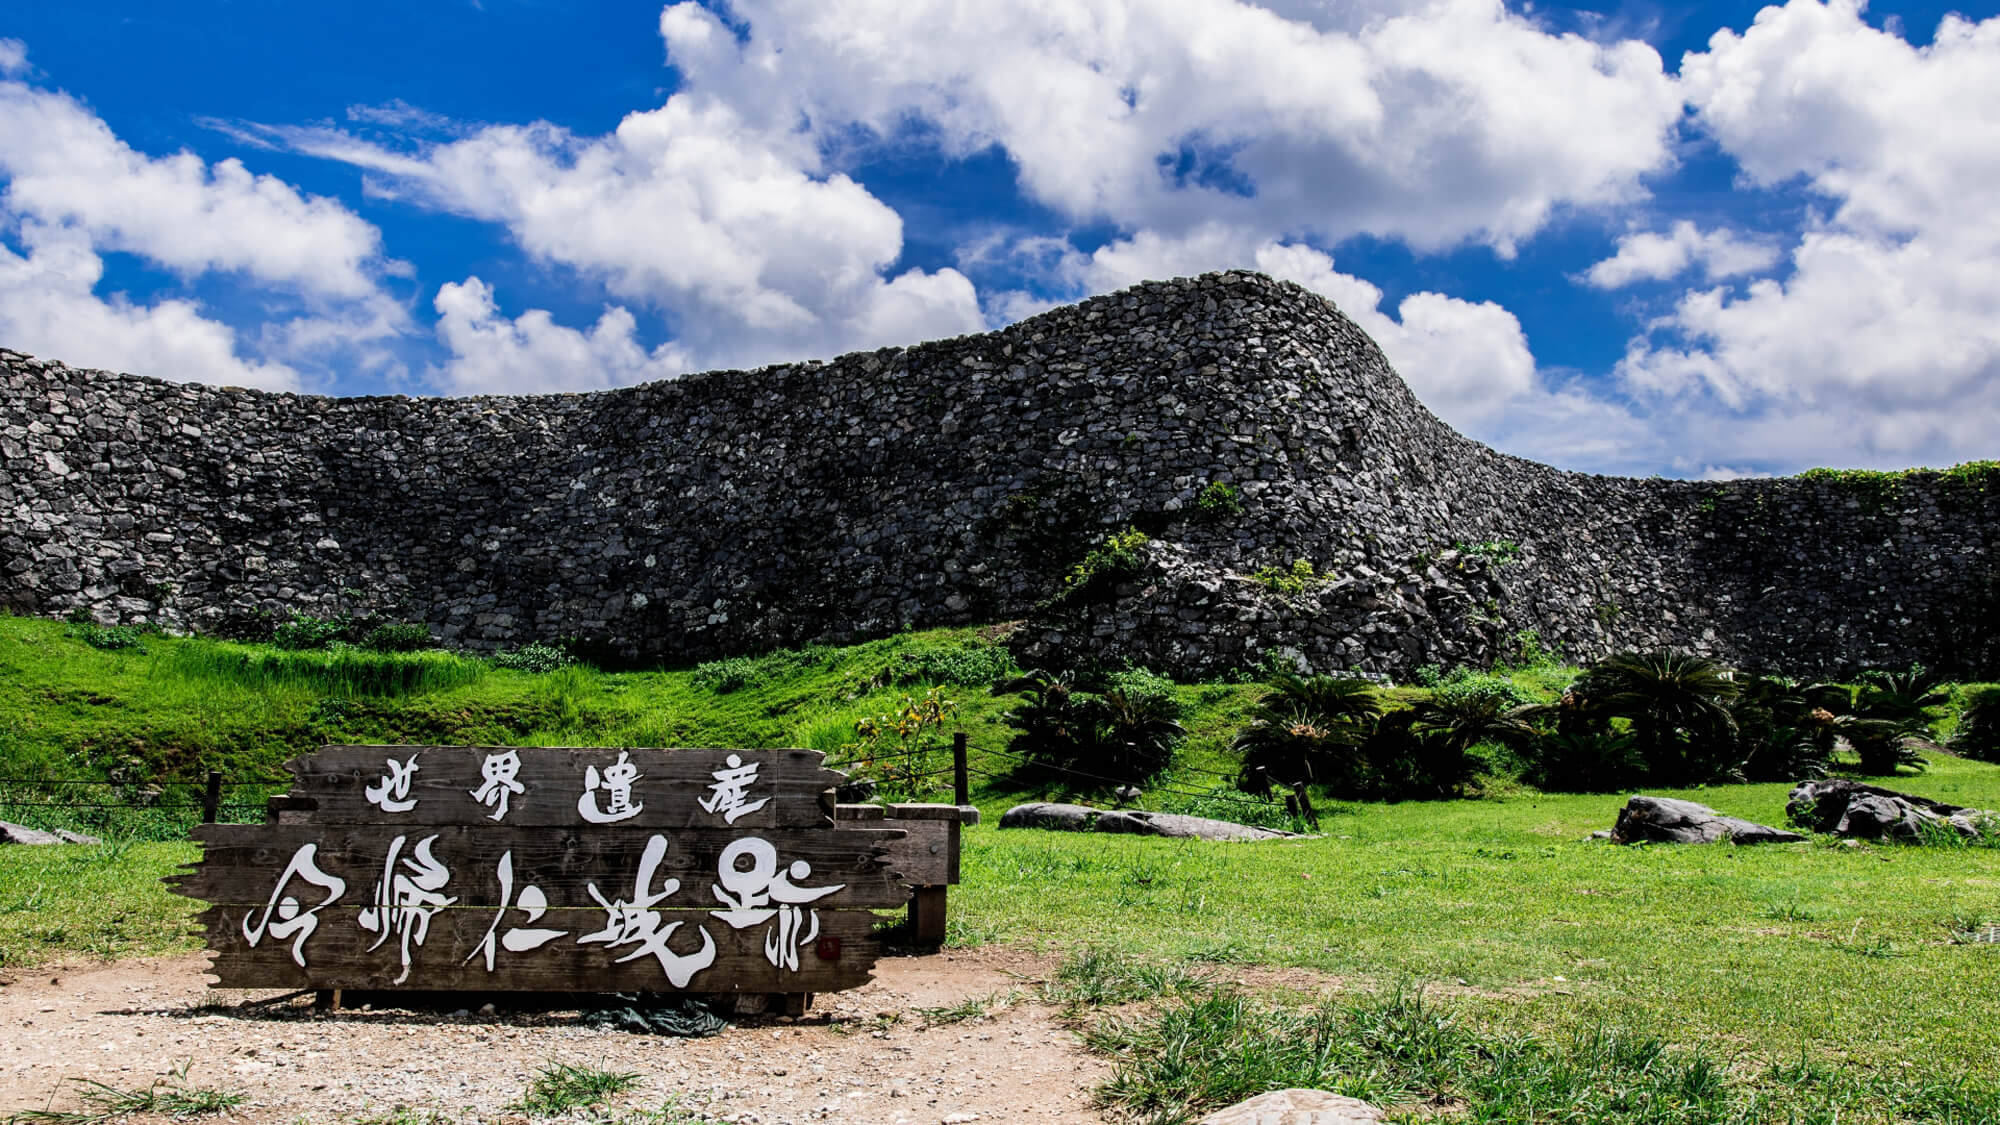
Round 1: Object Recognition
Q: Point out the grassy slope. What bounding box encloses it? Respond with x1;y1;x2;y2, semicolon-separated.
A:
4;615;2000;1084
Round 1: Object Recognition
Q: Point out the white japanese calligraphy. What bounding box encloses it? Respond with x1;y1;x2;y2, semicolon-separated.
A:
578;834;717;987
241;843;346;968
698;754;769;824
466;851;567;971
577;751;643;824
710;837;844;972
363;752;421;813
357;833;457;985
469;749;526;821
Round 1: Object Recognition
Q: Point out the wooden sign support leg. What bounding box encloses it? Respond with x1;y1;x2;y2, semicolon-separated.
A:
910;885;948;946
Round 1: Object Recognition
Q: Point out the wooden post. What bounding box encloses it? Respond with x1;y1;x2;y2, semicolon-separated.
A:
201;771;223;825
1290;780;1318;830
910;885;948;946
952;732;969;808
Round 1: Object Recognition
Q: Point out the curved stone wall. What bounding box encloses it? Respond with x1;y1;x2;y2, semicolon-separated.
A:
2;271;1994;677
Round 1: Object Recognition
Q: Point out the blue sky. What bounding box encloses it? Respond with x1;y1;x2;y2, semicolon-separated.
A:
3;0;1997;478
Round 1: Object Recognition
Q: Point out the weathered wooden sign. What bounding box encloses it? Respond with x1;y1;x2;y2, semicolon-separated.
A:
169;746;957;1003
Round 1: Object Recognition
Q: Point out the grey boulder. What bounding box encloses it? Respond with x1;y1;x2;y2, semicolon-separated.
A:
1095;809;1292;840
1199;1089;1385;1124
0;820;101;845
998;803;1102;831
1610;796;1804;845
1786;779;1995;841
999;802;1292;840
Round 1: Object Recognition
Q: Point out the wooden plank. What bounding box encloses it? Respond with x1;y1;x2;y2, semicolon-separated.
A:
909;886;948;946
281;746;848;829
190;903;886;993
884;803;978;823
170;824;911;910
867;819;956;885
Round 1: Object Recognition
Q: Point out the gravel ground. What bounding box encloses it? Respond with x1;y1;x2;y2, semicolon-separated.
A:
0;949;1112;1123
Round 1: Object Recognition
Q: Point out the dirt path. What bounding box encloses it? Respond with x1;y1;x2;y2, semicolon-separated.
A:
0;949;1112;1123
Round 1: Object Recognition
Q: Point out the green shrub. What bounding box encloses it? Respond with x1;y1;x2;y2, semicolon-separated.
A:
1951;686;2000;763
1103;666;1184;719
1520;731;1645;792
1195;480;1244;517
1454;539;1522;565
689;655;757;692
1252;558;1325;596
886;639;1019;686
689;644;834;693
998;668;1184;786
1056;527;1150;602
491;641;575;674
271;612;351;650
360;622;436;652
65;621;152;651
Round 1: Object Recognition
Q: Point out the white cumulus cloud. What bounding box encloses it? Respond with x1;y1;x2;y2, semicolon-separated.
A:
0;224;299;390
0;80;396;299
659;0;1684;254
1614;0;2000;468
1584;221;1781;288
431;277;691;395
263;92;986;374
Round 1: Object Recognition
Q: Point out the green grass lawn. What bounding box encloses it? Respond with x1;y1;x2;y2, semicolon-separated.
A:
6;614;2000;1119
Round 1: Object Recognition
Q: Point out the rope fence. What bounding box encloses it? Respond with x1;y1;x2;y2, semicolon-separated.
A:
0;771;285;829
1;737;1310;832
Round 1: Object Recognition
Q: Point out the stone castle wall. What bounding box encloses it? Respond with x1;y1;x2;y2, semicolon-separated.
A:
2;271;1994;678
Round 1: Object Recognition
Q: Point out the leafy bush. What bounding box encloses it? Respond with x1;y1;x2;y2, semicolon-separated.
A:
65;620;152;651
360;616;438;652
360;622;436;652
1951;686;2000;763
689;644;834;693
1090;688;1187;782
689;655;758;692
998;668;1185;785
1454;539;1522;565
271;612;351;650
886;638;1019;686
1102;666;1184;718
1252;558;1326;596
1056;527;1150;603
1521;731;1645;792
1727;673;1841;782
847;687;960;800
1427;669;1532;712
491;641;575;674
1195;480;1244;516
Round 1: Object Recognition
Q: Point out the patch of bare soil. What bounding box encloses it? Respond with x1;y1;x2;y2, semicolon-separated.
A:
0;948;1109;1123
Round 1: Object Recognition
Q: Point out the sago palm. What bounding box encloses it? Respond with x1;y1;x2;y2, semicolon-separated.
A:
1232;673;1381;791
1574;650;1742;784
